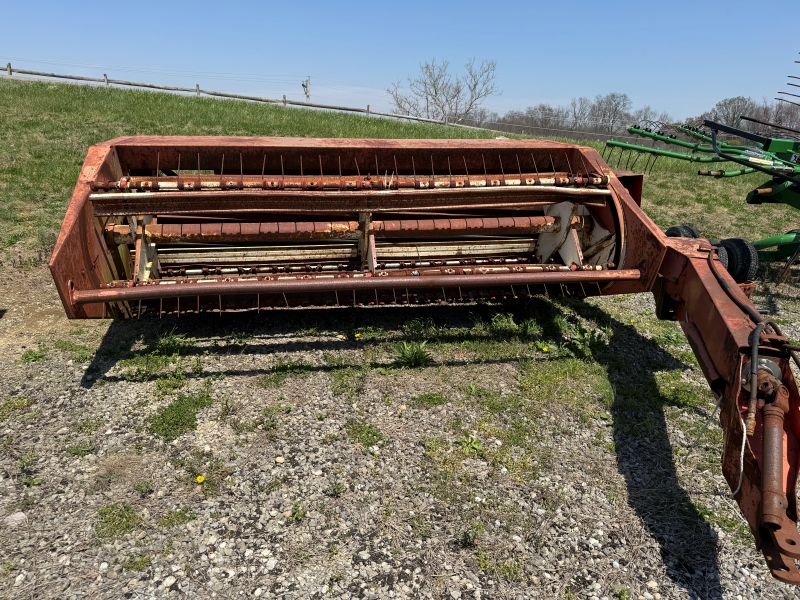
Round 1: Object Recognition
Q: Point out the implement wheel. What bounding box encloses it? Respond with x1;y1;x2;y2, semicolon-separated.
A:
666;224;700;238
720;238;758;283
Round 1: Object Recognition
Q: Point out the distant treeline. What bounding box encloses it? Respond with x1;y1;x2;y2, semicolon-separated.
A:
462;94;800;141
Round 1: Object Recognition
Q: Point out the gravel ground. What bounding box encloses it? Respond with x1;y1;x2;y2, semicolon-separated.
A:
1;262;800;600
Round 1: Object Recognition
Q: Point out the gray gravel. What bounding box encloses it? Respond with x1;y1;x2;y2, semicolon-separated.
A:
1;264;800;599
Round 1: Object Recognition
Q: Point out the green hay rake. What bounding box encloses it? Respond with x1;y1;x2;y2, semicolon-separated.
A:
605;118;800;282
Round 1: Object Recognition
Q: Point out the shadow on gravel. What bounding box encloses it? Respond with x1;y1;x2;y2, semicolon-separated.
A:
80;303;517;387
571;300;723;598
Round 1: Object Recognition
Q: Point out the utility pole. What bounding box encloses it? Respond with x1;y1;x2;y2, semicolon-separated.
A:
301;77;310;103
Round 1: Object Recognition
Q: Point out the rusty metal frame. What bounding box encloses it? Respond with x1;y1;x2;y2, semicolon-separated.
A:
48;136;800;581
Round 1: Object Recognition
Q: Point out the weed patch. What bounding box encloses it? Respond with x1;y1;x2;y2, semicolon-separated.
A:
20;349;45;363
259;358;312;388
343;419;384;447
65;442;95;457
0;397;33;422
410;392;448;409
148;382;214;441
54;339;93;362
392;341;434;368
95;503;141;540
158;506;196;528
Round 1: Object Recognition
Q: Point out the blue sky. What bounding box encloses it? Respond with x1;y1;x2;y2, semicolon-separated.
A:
2;0;798;121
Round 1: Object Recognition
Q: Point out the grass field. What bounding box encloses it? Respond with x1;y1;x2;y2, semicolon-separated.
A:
1;76;797;253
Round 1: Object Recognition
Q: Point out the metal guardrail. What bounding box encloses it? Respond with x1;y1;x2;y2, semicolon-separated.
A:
1;61;642;142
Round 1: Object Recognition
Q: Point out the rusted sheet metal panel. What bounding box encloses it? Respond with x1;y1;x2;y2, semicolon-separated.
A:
48;144;118;319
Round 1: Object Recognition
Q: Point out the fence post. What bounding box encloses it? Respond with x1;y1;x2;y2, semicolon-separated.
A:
367;105;370;117
196;84;200;97
104;74;108;87
283;95;286;106
6;62;10;77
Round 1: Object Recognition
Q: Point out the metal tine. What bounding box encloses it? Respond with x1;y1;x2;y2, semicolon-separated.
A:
159;298;163;318
411;156;416;187
177;296;180;318
375;155;380;186
441;287;447;302
650;155;660;175
354;157;361;177
579;155;590;178
549;154;557;176
481;154;488;186
280;155;285;187
447;156;453;187
177;153;181;185
300;155;304;187
319;155;324;186
219;295;223;316
630;151;643;172
240;153;244;186
220;153;224;176
463;156;470;182
156;152;160;180
393;156;399;189
430;155;435;185
138;299;142;319
516;154;523;182
564;152;573;178
498;155;506;184
283;293;289;308
261;154;266;186
196;296;199;314
335;290;340;306
530;153;540;183
339;155;343;189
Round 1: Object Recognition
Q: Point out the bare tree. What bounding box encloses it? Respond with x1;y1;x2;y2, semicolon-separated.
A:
568;97;592;130
387;58;500;123
708;96;757;126
589;93;632;134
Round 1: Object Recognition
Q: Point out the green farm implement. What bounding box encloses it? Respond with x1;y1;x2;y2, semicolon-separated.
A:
605;118;800;282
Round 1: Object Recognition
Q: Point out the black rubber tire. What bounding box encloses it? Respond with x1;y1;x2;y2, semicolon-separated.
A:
666;225;698;238
682;223;701;238
719;238;758;283
713;243;729;271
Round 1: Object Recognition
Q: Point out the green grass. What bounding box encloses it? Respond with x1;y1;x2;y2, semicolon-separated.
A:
53;339;93;362
157;506;196;528
0;397;33;422
95;503;141;540
343;419;384;447
123;554;152;572
148;383;214;441
20;349;46;363
392;341;434;368
410;392;448;409
65;442;95;457
259;358;312;388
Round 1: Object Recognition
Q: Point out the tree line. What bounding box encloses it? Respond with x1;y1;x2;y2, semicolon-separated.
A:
388;59;800;141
